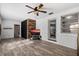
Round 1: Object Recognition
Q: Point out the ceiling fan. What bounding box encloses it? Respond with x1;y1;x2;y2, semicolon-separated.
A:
25;4;47;16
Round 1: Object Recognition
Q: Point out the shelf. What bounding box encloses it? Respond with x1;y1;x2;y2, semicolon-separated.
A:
61;13;78;33
48;20;56;39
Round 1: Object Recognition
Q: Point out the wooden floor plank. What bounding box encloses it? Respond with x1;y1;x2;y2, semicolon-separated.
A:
0;38;77;56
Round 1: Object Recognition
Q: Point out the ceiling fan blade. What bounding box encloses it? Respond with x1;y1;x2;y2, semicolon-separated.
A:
38;10;47;13
27;11;35;14
25;5;34;10
38;4;44;9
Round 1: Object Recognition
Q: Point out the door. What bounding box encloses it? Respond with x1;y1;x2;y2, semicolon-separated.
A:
14;25;20;38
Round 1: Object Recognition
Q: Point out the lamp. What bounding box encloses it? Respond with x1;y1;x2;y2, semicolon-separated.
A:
70;22;79;56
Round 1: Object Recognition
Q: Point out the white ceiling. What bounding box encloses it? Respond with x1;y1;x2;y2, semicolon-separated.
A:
0;3;79;21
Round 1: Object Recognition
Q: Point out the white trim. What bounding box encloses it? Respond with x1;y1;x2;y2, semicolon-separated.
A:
44;39;77;50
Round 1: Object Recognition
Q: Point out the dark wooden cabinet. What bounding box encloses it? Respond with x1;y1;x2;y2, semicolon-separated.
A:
21;19;36;39
21;20;27;39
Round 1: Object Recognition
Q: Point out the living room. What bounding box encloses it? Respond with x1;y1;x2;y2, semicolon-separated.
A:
0;3;79;56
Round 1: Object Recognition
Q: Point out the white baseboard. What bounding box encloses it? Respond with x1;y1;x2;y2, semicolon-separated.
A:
44;39;77;50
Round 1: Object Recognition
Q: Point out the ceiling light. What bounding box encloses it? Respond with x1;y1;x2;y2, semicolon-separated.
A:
66;16;72;19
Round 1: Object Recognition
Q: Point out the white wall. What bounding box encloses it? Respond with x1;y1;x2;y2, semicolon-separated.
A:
37;7;79;50
1;19;21;39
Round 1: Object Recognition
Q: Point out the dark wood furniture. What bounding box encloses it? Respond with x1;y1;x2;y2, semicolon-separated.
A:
21;19;36;39
21;20;27;39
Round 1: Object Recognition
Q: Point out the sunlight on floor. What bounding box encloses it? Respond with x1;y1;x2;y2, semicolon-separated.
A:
2;40;34;50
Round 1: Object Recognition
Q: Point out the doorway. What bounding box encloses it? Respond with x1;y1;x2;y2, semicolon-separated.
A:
14;25;20;38
48;20;56;41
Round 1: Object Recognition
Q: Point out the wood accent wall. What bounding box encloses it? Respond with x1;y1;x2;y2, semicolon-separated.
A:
27;20;36;39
